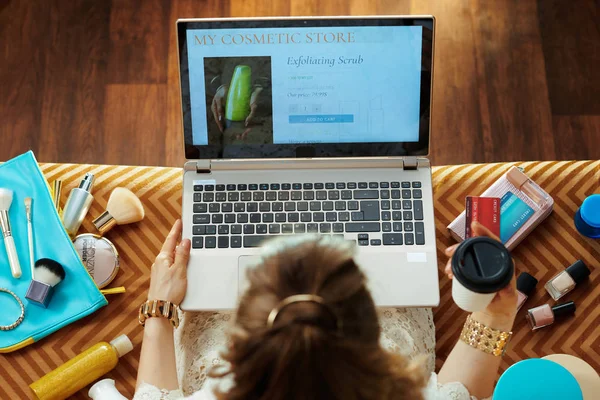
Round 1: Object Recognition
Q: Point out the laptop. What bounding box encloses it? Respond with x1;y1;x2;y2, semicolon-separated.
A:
176;16;439;310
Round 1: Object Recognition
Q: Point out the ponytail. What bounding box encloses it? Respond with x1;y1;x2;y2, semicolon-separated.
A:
210;235;425;400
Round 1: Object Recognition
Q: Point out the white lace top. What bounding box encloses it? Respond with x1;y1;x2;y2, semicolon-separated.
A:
134;308;484;400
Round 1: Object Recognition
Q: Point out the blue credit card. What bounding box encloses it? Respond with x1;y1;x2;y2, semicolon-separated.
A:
500;191;534;243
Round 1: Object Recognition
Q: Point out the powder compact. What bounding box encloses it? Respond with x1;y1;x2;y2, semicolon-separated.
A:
73;234;120;289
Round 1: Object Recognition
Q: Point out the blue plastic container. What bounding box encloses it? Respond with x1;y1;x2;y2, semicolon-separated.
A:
494;359;582;400
574;194;600;238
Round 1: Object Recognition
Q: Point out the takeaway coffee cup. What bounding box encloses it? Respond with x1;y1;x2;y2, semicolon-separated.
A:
451;237;514;312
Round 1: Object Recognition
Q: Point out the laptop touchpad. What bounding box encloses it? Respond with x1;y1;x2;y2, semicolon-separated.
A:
238;256;261;296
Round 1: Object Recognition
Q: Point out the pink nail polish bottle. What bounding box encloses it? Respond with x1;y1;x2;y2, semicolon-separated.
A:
516;272;538;312
544;260;590;301
526;301;576;330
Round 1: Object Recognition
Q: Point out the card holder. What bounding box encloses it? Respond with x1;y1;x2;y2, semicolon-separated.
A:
447;166;553;250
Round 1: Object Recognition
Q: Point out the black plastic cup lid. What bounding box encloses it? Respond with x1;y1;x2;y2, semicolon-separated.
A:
451;237;514;294
552;301;576;319
566;260;591;285
516;272;538;296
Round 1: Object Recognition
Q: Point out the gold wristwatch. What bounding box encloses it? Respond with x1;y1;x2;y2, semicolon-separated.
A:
138;299;180;328
460;314;512;356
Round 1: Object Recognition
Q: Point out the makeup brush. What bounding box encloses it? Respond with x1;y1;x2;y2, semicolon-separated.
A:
0;188;22;278
26;258;66;308
24;197;35;279
92;188;145;234
52;180;63;213
34;258;66;285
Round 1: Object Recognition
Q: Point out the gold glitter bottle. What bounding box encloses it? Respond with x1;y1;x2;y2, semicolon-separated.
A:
30;335;133;400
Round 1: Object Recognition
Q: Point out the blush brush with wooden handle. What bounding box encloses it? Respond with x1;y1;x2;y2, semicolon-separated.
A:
93;188;145;234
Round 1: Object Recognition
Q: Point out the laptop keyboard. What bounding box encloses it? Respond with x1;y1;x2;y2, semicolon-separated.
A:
191;181;425;249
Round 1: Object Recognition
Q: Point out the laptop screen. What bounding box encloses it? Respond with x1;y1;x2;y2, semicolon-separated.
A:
178;17;433;159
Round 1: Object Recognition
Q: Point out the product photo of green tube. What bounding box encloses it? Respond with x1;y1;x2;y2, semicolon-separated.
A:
225;65;252;121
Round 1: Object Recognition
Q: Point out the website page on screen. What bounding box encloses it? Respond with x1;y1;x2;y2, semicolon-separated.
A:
186;26;423;146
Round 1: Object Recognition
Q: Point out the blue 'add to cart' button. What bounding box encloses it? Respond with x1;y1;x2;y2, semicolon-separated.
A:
289;114;354;124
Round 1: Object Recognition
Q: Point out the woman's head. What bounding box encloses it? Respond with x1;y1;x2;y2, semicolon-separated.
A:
212;235;425;400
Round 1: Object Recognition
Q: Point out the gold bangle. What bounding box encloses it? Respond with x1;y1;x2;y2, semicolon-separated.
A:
460;314;512;357
0;288;25;331
138;299;180;328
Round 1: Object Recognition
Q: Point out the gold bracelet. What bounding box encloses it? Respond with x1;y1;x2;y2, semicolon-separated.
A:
138;299;180;328
460;314;512;357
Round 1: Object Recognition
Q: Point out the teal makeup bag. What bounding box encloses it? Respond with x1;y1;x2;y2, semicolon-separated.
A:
0;151;107;352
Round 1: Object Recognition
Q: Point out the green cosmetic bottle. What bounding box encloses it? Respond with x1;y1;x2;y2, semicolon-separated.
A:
225;65;252;122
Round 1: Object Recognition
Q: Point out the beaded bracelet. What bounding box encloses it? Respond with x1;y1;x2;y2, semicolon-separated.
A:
0;288;25;331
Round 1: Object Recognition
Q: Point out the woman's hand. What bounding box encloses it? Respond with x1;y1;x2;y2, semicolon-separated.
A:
245;86;263;127
148;220;191;305
444;221;518;330
439;225;516;397
137;221;187;391
211;85;228;133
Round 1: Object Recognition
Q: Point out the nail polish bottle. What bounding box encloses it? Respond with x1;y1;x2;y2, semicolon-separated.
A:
526;301;576;330
544;260;590;301
516;272;538;312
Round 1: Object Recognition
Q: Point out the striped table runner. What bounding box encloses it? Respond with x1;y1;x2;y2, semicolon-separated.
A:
1;161;598;399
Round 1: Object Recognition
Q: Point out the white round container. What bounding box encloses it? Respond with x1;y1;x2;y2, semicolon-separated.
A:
542;354;600;400
88;379;128;400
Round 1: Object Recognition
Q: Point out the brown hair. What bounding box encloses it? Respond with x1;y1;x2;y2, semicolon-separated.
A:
210;235;426;400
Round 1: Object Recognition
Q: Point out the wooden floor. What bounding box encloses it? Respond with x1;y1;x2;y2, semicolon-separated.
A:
0;0;599;167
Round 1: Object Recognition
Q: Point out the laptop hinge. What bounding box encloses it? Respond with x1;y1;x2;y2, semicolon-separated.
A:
184;160;211;173
402;157;418;170
196;160;211;173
